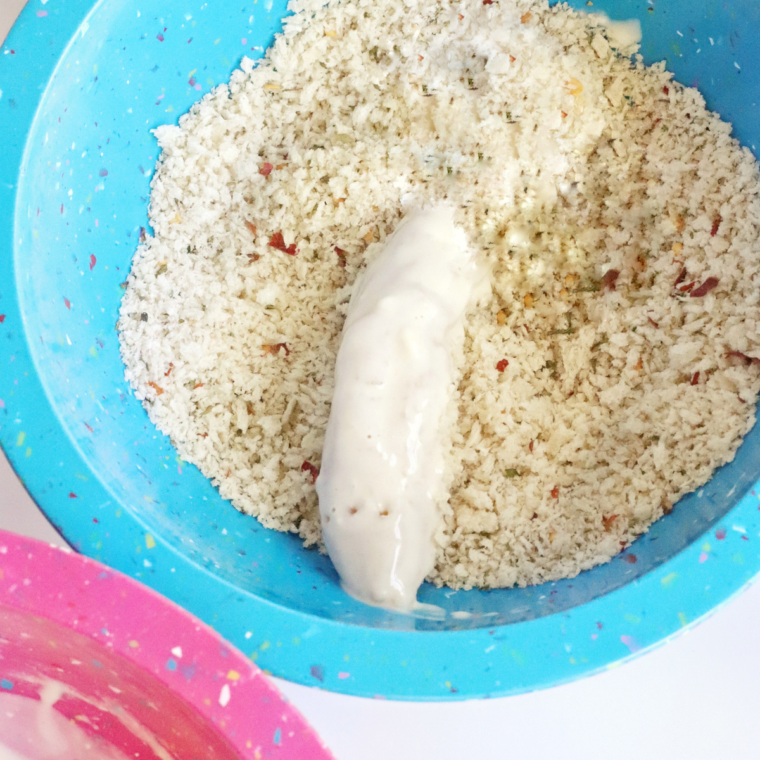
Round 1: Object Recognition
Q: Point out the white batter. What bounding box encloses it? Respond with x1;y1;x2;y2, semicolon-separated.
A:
0;681;131;760
0;678;170;760
316;207;486;610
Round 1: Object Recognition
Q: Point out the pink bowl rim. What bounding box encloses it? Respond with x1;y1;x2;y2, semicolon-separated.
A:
0;529;333;760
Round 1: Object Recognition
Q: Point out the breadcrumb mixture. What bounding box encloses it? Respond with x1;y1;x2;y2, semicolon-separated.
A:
119;0;760;590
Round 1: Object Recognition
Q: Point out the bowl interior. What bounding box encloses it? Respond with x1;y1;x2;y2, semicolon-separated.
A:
0;607;240;760
7;0;760;635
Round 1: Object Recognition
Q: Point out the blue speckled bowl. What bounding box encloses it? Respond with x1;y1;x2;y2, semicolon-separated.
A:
2;0;760;700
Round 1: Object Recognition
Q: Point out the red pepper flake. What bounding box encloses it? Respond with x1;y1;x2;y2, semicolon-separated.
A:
245;220;257;236
418;55;424;61
531;512;538;520
0;315;5;324
64;298;71;310
739;396;746;404
248;253;260;263
301;461;319;484
529;440;534;453
742;534;749;541
147;381;164;396
165;363;174;377
496;359;509;372
69;492;77;499
268;231;298;256
561;110;568;118
727;350;760;366
602;514;618;531
259;163;273;177
509;55;516;63
157;33;165;42
624;554;637;564
710;217;721;237
84;422;94;433
483;0;493;4
550;486;559;499
674;268;687;288
662;85;669;95
262;343;290;357
691;371;700;386
89;254;97;271
458;13;464;20
678;281;696;293
715;528;727;540
690;277;718;298
93;517;99;523
647;317;659;328
596;622;603;630
601;269;620;290
193;382;204;389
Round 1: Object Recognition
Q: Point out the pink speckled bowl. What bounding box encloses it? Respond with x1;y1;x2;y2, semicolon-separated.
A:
0;530;333;760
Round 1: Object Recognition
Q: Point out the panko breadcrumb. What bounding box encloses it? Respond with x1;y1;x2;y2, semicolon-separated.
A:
118;0;760;591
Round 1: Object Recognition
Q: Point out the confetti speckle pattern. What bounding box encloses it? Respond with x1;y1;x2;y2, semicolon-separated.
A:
1;0;760;700
0;531;332;759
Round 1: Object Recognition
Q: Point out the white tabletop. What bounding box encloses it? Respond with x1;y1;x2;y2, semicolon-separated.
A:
3;2;760;757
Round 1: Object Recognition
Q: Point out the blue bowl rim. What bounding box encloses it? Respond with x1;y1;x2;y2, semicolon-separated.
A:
2;0;760;700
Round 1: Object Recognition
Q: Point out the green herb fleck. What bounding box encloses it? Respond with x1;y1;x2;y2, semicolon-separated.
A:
552;313;574;335
505;468;520;478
